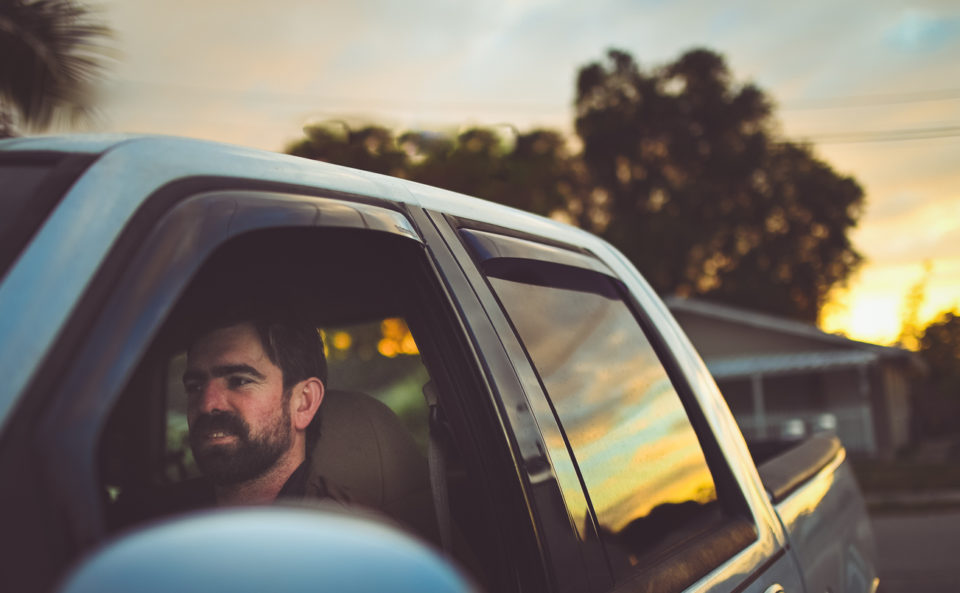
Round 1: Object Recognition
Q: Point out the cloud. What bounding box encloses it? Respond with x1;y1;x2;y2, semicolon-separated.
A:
868;192;931;222
884;10;960;52
853;194;960;265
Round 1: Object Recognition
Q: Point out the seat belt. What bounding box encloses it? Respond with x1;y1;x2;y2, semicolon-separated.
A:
423;381;453;554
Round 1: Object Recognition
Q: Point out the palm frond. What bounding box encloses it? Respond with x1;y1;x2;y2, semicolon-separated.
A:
0;0;112;130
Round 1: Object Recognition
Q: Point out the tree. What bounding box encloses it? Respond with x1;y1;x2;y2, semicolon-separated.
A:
914;310;960;435
574;48;864;322
286;47;865;323
919;311;960;392
0;0;111;135
897;261;934;350
288;124;586;222
287;122;409;178
404;127;584;219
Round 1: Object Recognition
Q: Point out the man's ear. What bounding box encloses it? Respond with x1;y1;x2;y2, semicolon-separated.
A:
291;378;324;432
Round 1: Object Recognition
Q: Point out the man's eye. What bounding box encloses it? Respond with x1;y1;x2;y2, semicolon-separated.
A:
227;376;253;389
184;382;202;396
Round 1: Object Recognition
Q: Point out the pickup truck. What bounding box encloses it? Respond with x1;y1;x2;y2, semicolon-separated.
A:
0;135;878;593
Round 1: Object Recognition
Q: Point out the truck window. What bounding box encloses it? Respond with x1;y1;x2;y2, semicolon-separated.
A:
474;249;755;590
86;220;504;590
82;213;537;593
98;229;435;527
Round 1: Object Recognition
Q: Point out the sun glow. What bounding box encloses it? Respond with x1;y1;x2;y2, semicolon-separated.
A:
821;258;960;347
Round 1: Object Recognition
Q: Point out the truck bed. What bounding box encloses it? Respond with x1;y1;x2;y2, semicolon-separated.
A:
748;434;879;593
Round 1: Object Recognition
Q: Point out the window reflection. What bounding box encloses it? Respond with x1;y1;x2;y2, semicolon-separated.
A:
488;268;719;571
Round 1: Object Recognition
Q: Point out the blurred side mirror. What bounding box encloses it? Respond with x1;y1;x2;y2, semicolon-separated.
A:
58;506;474;593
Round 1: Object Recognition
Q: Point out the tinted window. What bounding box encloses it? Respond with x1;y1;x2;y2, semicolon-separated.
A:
485;260;724;577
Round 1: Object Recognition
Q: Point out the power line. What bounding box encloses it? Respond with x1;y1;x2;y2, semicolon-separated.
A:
782;88;960;110
110;78;960;144
793;125;960;144
113;77;960;116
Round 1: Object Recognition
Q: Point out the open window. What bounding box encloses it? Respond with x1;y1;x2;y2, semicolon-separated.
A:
72;194;507;589
98;226;435;524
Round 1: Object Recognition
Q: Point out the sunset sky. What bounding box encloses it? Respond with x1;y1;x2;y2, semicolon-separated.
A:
85;0;960;346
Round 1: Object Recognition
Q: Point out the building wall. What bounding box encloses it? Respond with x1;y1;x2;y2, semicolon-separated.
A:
823;369;875;452
882;365;912;452
669;303;914;458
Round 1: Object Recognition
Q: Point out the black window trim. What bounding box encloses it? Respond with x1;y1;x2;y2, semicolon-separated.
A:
460;227;615;278
451;215;593;256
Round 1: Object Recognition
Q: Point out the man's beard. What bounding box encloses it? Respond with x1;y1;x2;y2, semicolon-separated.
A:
189;404;292;486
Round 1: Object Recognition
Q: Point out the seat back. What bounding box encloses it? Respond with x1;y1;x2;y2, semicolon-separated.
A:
305;389;438;543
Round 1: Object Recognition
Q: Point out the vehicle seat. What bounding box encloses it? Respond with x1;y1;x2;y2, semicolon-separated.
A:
304;389;439;544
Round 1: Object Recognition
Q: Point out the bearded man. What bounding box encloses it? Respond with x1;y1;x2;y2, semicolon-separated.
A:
180;312;327;506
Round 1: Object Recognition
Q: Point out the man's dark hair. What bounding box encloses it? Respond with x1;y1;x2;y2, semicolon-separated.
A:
249;317;328;390
187;303;327;445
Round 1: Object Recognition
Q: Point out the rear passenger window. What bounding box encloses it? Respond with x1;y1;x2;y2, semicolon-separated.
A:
465;229;754;589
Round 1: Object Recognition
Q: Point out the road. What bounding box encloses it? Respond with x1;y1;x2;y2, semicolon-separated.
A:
872;510;960;593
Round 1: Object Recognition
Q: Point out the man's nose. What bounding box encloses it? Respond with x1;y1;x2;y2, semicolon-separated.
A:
195;382;229;414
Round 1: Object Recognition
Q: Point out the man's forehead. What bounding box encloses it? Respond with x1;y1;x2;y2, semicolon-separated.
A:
187;322;268;364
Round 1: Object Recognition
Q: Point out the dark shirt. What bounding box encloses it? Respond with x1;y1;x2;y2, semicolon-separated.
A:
109;461;324;531
276;461;310;499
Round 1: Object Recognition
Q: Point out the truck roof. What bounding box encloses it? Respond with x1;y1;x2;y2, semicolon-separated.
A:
0;133;595;250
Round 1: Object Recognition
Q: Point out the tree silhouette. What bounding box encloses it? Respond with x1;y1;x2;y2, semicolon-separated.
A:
286;47;865;323
914;311;960;435
897;261;933;350
288;124;586;222
0;0;111;135
403;127;585;220
575;48;863;322
920;311;960;383
287;123;409;178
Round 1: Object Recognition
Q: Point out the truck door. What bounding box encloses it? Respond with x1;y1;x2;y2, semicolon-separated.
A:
0;186;536;593
428;217;807;593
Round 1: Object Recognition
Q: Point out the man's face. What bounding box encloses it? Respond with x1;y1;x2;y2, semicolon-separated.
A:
183;323;293;485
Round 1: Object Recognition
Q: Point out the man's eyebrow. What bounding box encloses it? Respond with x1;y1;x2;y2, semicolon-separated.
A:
182;364;267;385
210;364;266;380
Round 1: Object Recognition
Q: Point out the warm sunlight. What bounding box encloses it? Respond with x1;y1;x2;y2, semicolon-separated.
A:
821;291;904;345
822;257;960;346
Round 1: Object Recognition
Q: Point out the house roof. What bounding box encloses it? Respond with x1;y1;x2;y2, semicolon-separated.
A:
664;296;912;361
706;350;879;379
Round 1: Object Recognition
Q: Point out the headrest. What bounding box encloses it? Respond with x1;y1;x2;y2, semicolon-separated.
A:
305;389;438;542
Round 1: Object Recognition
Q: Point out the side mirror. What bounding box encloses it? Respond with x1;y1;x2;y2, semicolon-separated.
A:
58;506;475;593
